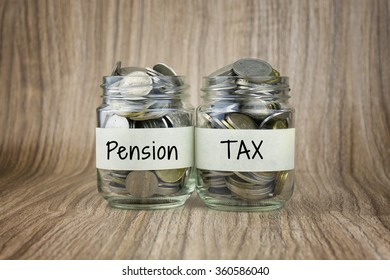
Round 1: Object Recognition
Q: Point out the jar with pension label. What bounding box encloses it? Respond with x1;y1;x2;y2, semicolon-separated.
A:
195;58;295;211
96;62;194;209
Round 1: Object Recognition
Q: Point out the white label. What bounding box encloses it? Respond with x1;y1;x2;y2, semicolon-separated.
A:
96;127;194;170
195;128;295;171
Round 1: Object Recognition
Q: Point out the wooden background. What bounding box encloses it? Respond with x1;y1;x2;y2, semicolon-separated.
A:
0;0;389;259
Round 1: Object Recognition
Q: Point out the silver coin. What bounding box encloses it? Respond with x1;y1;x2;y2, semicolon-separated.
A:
111;99;152;113
226;180;273;201
228;174;274;192
225;183;262;200
105;114;129;128
240;99;270;118
211;116;226;129
153;63;183;86
250;172;276;184
164;111;192;127
201;170;233;177
234;172;266;185
259;111;290;129
109;182;128;194
203;177;226;185
208;64;234;77
153;63;177;76
153;75;180;88
197;113;213;128
119;66;148;76
111;61;121;76
118;71;153;96
110;170;130;179
232;58;273;77
227;175;260;189
208;187;231;195
155;186;180;195
103;76;123;88
145;67;162;77
125;171;158;198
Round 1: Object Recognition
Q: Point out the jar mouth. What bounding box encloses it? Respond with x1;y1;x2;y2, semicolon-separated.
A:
201;76;290;98
202;75;288;87
101;75;190;98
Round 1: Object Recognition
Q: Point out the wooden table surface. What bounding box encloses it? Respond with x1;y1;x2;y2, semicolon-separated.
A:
0;0;389;260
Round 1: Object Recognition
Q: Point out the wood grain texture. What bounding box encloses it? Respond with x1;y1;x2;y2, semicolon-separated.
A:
0;0;389;259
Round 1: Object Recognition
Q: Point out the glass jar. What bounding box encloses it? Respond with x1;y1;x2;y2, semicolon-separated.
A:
96;69;194;210
195;73;295;211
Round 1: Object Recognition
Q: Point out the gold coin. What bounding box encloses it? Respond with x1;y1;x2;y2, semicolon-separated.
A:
155;168;187;183
275;171;289;195
272;119;288;129
226;113;257;129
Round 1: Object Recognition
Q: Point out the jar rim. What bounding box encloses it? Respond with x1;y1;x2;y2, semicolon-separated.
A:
202;76;289;92
101;75;188;88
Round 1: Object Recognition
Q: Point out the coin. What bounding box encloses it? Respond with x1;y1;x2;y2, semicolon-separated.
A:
155;168;187;183
140;118;169;128
111;61;121;76
110;170;130;178
221;119;235;129
275;171;289;195
129;111;168;121
259;111;290;129
226;180;273;201
225;113;257;129
234;172;274;185
119;66;148;76
145;67;162;77
208;187;231;195
208;64;234;77
164;111;192;127
267;102;281;110
119;71;152;96
125;171;158;198
153;63;178;76
272;119;288;129
105;114;129;128
241;99;270;117
211;116;226;129
232;58;273;77
156;185;180;195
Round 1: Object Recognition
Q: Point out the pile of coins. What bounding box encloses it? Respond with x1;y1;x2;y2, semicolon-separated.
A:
99;62;191;198
198;58;292;201
101;169;189;198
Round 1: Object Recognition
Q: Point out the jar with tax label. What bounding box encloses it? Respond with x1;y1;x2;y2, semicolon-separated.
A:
96;62;194;209
195;58;295;211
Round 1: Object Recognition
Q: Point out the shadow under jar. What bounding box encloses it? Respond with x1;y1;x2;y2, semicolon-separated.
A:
196;71;295;211
96;70;194;210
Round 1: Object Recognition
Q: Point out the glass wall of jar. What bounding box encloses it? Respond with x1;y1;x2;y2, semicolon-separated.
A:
195;60;295;211
96;63;194;210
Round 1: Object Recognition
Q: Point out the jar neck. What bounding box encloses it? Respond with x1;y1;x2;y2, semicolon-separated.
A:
101;76;190;101
201;76;290;101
